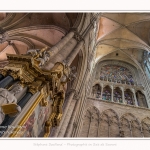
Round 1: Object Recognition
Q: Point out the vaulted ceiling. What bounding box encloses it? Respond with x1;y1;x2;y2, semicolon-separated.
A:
0;13;150;69
0;13;79;66
95;13;150;69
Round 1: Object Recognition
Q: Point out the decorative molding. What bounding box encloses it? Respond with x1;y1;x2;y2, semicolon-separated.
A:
7;25;67;37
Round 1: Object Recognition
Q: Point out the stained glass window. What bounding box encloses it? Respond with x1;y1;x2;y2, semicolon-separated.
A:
136;91;148;108
92;84;101;98
124;89;134;105
100;65;134;85
114;88;122;103
143;51;150;79
102;86;111;101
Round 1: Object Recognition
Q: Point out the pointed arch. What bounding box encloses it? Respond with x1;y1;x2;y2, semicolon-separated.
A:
120;113;142;137
79;106;100;137
102;85;111;101
99;109;119;137
124;89;135;105
113;87;122;103
91;84;101;98
141;117;150;137
136;90;148;108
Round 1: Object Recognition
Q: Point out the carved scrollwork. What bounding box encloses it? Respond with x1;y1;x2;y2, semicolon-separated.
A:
27;47;50;68
40;84;49;107
9;70;19;80
28;80;43;94
0;69;7;76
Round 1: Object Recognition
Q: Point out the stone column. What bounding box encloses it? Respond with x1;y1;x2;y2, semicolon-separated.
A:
60;15;97;68
120;87;125;104
81;13;98;38
0;75;14;88
51;90;75;137
131;89;138;106
47;31;75;58
65;21;94;66
110;85;113;102
43;38;77;70
64;98;79;137
66;40;84;66
58;99;76;137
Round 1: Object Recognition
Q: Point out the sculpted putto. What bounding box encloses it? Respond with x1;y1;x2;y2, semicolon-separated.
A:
27;48;50;67
0;84;23;124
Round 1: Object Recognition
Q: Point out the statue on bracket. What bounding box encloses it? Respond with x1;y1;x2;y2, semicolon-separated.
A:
0;84;23;124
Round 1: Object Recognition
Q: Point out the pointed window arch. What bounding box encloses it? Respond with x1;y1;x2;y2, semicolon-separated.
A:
120;113;142;137
124;89;134;105
113;87;122;103
102;86;111;101
136;91;148;108
80;106;100;137
141;117;150;137
99;109;119;137
92;84;101;98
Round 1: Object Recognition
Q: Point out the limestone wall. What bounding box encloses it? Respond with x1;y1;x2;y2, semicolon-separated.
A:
79;97;150;138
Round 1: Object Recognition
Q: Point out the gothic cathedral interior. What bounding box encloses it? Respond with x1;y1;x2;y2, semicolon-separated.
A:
0;13;150;137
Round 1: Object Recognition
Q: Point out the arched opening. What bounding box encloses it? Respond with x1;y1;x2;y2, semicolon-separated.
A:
99;109;119;137
124;89;134;105
136;91;148;108
120;113;142;137
141;117;150;137
92;84;101;98
80;107;100;137
113;87;122;103
102;86;111;101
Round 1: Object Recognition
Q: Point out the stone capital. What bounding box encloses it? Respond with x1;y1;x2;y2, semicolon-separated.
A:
130;88;135;93
110;85;114;89
73;32;83;42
